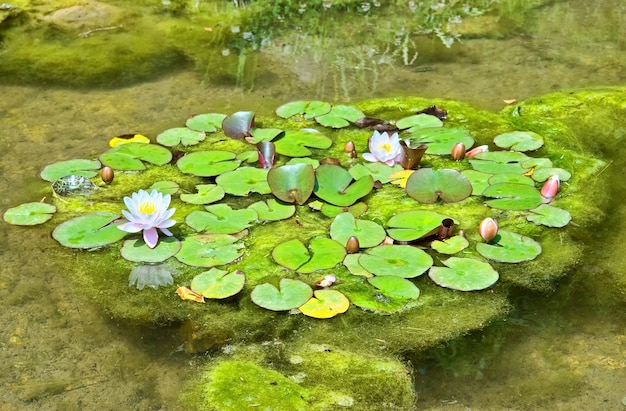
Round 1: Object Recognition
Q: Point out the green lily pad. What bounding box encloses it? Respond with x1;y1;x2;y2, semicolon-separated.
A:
487;173;535;186
267;163;315;205
40;159;101;182
395;113;443;131
156;127;205;147
476;230;542;263
314;164;374;207
52;212;127;249
469;151;531;174
310;201;368;218
275;100;332;120
431;235;470;254
186;204;258;234
341;280;414;313
215;167;270;196
482;183;543;210
120;236;181;263
247;128;285;144
177;151;240;177
190;268;245;299
405;168;473;204
342;254;373;277
404;127;474;155
251;278;313;311
461;170;492;196
175;233;244;267
285;157;320;169
299;290;350;318
531;167;571;182
386;210;456;242
274;129;333;157
521;157;554;170
358;245;433;278
330;212;386;248
185;113;227;132
180;184;225;205
247;199;296;221
237;150;259;163
99;143;172;171
3;202;56;225
222;111;255;139
527;204;572;227
314;105;364;128
494;131;544;152
272;237;346;273
349;163;403;184
428;257;499;291
369;276;420;300
149;180;180;195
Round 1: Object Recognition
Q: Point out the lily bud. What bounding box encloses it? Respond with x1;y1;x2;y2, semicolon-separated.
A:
344;141;355;153
466;145;489;158
479;218;499;242
346;236;360;253
541;175;560;200
450;142;466;161
101;166;114;184
438;218;455;240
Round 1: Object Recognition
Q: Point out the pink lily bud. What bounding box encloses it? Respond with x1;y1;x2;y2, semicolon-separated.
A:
450;142;466;161
479;218;499;242
541;175;560;200
466;145;489;158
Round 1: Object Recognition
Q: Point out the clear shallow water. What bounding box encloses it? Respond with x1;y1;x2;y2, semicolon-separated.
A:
0;0;624;409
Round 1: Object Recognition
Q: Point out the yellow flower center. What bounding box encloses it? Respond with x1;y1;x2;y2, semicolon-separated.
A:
378;142;392;153
138;201;157;215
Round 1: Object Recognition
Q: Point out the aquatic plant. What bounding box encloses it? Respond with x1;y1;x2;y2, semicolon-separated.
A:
118;189;177;248
362;130;404;165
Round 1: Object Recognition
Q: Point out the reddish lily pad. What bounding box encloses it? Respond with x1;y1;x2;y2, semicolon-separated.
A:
404;127;474;155
267;163;315;205
185;204;258;234
386;210;456;242
222;111;255;139
314;164;374;207
476;230;542;263
177;151;240;177
405;168;472;204
216;167;270;196
180;184;225;205
493;131;544;152
120;236;181;263
358;245;433;278
190;268;245;299
299;290;350;318
482;183;543;210
429;257;499;291
40;159;101;182
330;212;386;248
175;233;244;267
274;129;333;157
275;100;332;120
3;202;56;225
527;204;572;228
156;127;205;147
251;278;313;311
52;212;127;249
185;113;227;132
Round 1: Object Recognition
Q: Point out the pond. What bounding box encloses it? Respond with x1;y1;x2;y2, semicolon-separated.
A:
0;0;624;409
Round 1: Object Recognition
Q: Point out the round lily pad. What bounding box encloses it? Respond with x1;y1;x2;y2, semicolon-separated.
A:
267;163;315;205
99;143;172;170
358;245;433;278
185;204;258;234
482;183;543;210
349;163;403;184
174;233;244;267
222;111;255;139
314;105;364;128
180;184;225;205
271;239;309;270
431;235;469;254
274;129;333;157
314;164;374;207
405;168;473;203
216;167;270;196
40;159;101;182
368;276;420;300
531;167;571;182
156;127;205;147
342;280;415;313
342;254;373;277
487;173;535;186
52;212;127;249
272;237;346;273
526;204;572;228
476;229;542;263
149;180;180;195
493;131;544;152
469;151;531;174
120;236;181;263
247;199;296;221
386;210;455;242
404;127;474;155
315;201;368;218
330;212;386;248
275;100;332;120
185;113;227;132
247;128;285;144
3;202;56;225
299;290;350;319
461;170;492;196
395;113;443;131
190;268;245;299
177;151;240;177
428;257;499;291
251;278;313;311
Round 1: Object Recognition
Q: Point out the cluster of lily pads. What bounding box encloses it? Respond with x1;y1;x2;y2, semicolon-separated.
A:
2;100;572;319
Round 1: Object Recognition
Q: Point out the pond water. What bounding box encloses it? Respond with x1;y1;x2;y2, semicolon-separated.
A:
0;0;624;409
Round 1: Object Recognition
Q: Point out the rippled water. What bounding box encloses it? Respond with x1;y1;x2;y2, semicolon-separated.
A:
0;0;624;409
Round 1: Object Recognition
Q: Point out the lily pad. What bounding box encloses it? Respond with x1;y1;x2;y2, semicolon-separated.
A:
395;113;443;131
149;180;180;195
40;159;101;182
342;254;373;277
251;278;313;311
428;257;499;291
406;168;472;204
177;151;240;177
314;105;364;128
430;235;469;254
310;201;368;218
527;204;572;227
3;202;56;225
314;164;374;207
404;127;474;155
349;163;403;184
180;184;225;205
358;245;433;278
246;128;285;144
247;199;296;221
299;290;350;318
531;167;571;182
386;210;455;242
185;113;227;132
190;268;245;299
52;212;127;249
274;129;333;157
272;238;346;273
476;230;542;263
109;134;150;147
330;212;386;248
99;143;172;171
275;100;332;120
267;163;315;205
186;204;258;234
222;111;255;139
482;183;543;210
469;151;531;174
120;236;181;263
216;167;270;196
461;170;492;196
369;276;420;300
342;280;414;313
175;233;244;267
487;173;535;186
494;131;544;152
156;127;205;147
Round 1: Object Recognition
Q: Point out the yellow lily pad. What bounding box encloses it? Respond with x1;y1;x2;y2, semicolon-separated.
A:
299;290;350;319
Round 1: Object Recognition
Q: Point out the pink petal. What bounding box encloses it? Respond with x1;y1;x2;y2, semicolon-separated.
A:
143;227;159;248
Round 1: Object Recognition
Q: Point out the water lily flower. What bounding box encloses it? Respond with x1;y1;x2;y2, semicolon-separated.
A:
118;189;176;248
362;130;404;166
479;217;499;242
541;175;560;201
465;144;489;158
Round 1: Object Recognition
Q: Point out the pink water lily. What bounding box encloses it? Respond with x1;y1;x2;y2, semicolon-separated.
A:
362;130;404;166
118;189;176;248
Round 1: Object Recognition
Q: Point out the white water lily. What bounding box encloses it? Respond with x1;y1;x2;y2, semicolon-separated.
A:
118;189;176;248
362;130;404;166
